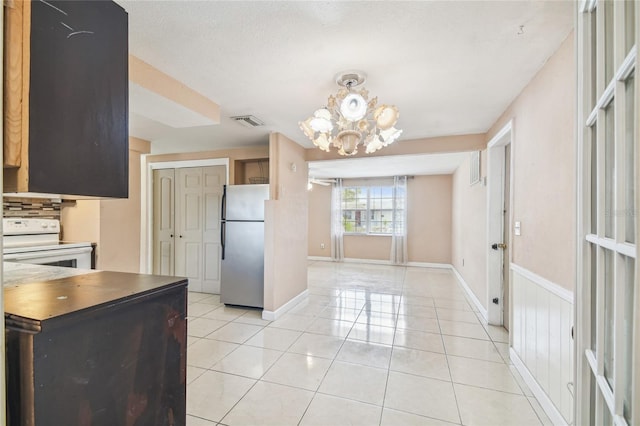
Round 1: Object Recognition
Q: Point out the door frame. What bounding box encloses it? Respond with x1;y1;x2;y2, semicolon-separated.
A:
141;157;229;274
486;120;514;326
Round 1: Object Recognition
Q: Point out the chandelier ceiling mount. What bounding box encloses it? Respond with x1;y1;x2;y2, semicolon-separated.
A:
335;72;365;88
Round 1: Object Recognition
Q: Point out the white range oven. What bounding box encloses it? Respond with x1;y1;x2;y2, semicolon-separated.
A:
2;218;93;269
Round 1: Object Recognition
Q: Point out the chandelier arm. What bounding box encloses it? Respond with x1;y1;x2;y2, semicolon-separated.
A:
301;72;401;156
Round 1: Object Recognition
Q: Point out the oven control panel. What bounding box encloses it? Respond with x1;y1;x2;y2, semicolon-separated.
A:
3;218;61;235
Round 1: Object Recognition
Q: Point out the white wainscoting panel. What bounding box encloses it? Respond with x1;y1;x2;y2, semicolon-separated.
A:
511;264;574;425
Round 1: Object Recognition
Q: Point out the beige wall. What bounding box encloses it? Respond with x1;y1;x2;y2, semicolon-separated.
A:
451;31;575;310
307;175;452;264
61;137;151;272
60;199;100;244
451;154;488;308
408;175;452;264
264;133;308;312
307;184;332;257
487;33;576;291
344;235;391;261
99;138;150;272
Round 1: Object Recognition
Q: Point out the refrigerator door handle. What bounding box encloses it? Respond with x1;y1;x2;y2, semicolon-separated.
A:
221;221;226;260
221;186;227;221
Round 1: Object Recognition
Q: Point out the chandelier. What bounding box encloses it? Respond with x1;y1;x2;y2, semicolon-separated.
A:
299;72;402;156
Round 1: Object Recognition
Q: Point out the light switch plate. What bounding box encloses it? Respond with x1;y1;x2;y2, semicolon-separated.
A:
515;221;521;236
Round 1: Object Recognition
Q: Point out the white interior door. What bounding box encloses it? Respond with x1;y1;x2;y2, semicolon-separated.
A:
486;125;512;326
176;167;204;292
152;169;175;276
174;166;226;293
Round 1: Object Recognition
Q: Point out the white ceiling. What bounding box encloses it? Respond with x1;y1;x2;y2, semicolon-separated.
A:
117;0;574;170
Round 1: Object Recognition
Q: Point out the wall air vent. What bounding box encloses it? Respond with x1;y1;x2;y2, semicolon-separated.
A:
230;115;264;127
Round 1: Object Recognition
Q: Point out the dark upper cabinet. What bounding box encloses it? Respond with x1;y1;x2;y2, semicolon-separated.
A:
3;0;129;198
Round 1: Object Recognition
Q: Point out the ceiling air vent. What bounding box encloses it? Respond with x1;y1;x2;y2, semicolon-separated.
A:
230;115;264;128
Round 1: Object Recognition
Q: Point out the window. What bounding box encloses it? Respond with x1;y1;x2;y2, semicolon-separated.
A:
341;186;404;234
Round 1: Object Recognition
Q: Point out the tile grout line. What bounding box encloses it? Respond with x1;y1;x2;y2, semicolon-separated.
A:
295;276;356;425
440;280;533;419
525;395;553;426
212;295;338;425
377;265;406;426
433;276;464;426
443;280;546;425
201;318;270;424
188;293;290;423
188;265;522;425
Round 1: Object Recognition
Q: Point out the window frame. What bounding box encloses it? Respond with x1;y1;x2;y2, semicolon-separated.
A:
576;1;638;425
340;185;404;236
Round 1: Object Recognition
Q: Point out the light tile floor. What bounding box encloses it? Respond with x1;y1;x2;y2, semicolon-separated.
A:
186;261;552;426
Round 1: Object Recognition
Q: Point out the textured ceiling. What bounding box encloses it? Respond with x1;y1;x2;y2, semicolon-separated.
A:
117;0;574;159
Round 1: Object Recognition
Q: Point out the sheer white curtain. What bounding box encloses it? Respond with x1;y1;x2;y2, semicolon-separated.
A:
330;178;344;262
390;176;408;265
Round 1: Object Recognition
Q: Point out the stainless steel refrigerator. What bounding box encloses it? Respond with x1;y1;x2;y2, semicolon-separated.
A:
220;184;269;308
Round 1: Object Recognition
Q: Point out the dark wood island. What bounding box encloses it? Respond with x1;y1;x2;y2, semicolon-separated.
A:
4;270;188;426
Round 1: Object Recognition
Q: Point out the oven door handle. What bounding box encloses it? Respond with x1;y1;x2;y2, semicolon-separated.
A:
3;246;93;261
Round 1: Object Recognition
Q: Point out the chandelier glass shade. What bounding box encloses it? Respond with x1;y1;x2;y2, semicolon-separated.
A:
299;73;402;156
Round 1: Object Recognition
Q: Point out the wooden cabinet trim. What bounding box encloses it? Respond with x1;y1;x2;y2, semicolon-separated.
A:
3;0;30;170
3;0;31;192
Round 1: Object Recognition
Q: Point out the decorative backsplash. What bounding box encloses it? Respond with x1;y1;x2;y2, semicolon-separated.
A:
3;197;62;219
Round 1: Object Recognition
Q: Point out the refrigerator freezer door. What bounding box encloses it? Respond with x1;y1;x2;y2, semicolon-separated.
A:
220;221;264;308
223;184;269;221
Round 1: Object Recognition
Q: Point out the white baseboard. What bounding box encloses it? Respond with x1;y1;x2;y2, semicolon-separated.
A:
450;265;488;322
307;257;452;269
307;256;332;262
343;257;392;265
511;263;574;304
510;348;568;426
262;289;309;321
406;262;451;269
